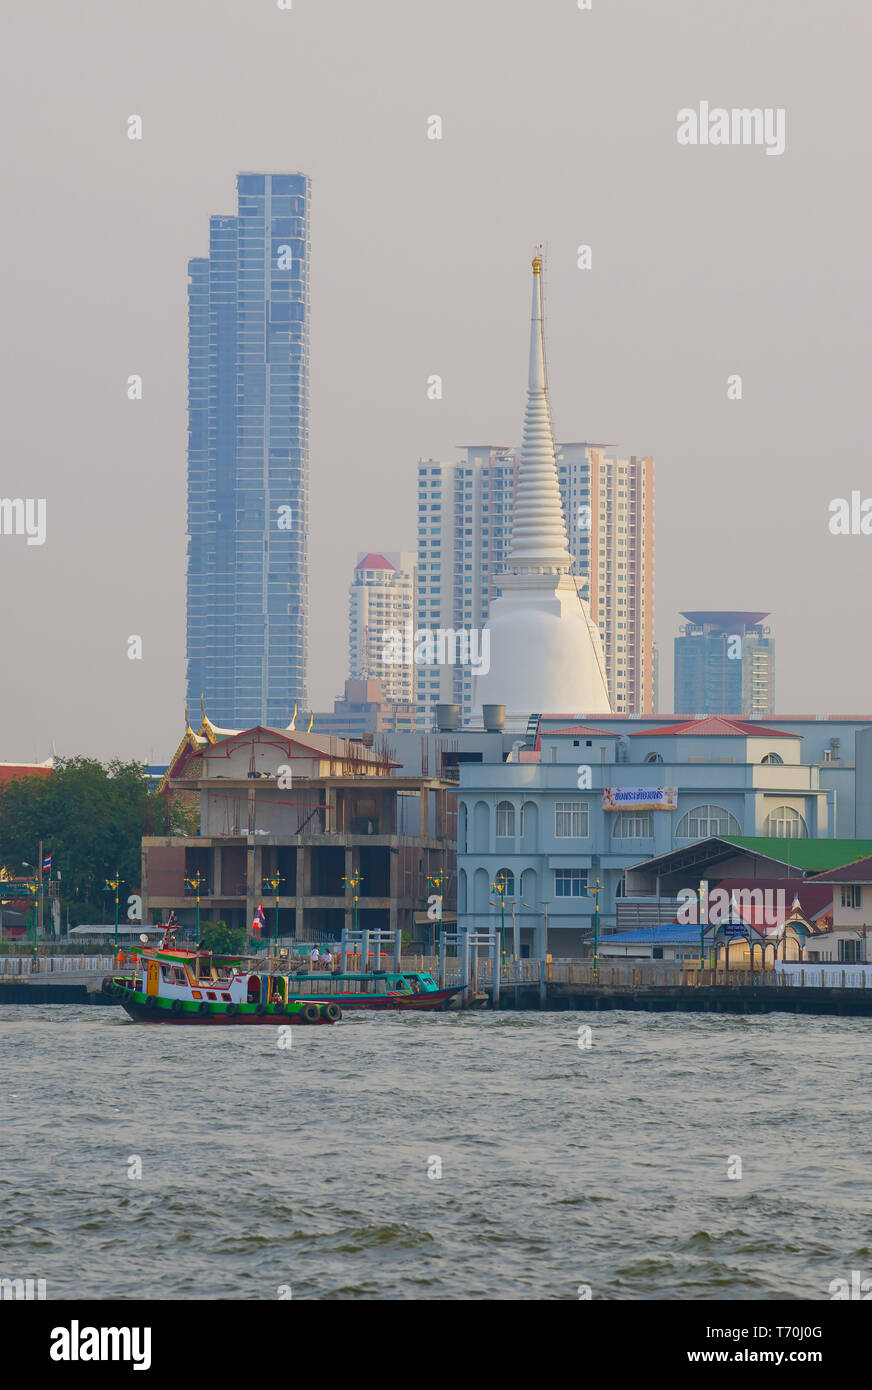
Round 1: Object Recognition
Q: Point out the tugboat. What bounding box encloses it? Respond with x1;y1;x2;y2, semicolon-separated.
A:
103;929;341;1026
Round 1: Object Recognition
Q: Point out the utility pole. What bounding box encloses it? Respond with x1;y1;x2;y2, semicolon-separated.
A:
37;840;44;939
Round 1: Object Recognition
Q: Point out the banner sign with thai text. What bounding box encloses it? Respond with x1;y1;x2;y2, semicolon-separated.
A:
601;787;678;811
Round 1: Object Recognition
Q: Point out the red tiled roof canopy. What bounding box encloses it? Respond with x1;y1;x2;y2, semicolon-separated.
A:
356;553;395;571
629;716;799;739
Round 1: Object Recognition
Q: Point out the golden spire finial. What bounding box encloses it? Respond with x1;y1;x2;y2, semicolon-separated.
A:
532;255;541;275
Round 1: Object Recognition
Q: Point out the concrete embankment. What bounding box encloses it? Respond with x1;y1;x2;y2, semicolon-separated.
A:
0;978;116;1006
486;982;872;1017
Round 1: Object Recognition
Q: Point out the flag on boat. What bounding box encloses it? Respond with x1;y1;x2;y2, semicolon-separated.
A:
252;902;266;934
42;854;51;872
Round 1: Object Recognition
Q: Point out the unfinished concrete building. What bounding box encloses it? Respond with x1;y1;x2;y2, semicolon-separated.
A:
143;711;456;945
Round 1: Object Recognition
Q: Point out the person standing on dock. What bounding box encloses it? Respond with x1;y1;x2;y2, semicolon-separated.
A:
310;945;320;971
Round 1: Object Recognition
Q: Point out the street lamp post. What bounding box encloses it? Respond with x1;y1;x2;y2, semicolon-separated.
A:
342;869;362;961
104;873;123;951
490;878;507;960
589;878;602;980
184;870;206;943
426;868;446;954
21;864;38;963
263;871;284;959
698;878;707;973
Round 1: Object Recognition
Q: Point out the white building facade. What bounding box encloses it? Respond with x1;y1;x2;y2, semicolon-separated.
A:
348;551;417;705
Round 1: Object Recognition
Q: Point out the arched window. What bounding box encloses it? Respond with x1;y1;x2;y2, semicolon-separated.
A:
761;752;783;765
644;752;664;764
764;805;808;838
494;868;515;897
495;801;515;838
675;804;742;839
458;801;468;853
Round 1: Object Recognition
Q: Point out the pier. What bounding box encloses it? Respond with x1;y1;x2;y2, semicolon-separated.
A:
4;952;872;1017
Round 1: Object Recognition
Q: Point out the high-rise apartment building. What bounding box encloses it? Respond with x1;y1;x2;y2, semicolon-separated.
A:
674;611;775;718
348;552;417;704
186;172;310;726
583;446;655;717
416;443;654;725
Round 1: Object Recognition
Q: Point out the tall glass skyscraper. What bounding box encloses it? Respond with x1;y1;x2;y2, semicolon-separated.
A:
186;172;310;727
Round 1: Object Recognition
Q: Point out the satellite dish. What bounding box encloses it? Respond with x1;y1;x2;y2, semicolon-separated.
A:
139;933;148;943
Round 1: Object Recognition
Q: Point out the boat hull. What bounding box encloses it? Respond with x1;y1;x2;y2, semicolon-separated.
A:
114;988;339;1025
297;986;461;1012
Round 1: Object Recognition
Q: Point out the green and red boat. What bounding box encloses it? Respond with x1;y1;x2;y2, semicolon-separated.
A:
103;936;341;1025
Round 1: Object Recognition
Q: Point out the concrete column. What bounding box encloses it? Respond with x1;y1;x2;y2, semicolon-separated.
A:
212;846;222;898
389;847;399;942
296;845;311;941
243;839;257;939
420;786;430;837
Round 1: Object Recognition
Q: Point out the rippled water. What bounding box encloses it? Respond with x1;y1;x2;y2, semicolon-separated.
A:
0;1004;868;1299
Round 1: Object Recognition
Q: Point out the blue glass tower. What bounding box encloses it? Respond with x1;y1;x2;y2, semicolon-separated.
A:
186;172;310;726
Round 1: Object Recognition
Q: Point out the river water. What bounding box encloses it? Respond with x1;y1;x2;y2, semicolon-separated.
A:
0;1004;867;1300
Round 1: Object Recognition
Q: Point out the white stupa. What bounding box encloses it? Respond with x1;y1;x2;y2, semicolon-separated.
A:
473;255;611;727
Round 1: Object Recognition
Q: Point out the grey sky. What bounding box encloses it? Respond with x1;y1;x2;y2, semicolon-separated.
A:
1;0;868;763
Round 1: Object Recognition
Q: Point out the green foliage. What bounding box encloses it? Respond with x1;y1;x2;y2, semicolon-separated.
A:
0;757;184;930
198;920;246;956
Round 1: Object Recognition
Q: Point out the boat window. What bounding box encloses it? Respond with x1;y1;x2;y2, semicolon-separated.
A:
173;968;187;985
161;965;173;981
221;993;231;1002
207;991;216;1000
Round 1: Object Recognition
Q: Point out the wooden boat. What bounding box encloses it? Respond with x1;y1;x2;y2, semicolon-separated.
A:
282;968;461;1012
103;934;340;1025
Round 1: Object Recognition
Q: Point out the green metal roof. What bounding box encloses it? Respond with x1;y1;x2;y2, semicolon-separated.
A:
725;837;872;870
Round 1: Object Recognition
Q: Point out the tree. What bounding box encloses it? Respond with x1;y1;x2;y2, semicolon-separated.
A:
198;920;246;957
0;758;185;930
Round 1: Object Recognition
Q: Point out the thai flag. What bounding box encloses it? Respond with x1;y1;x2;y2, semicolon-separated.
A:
252;902;266;934
42;855;51;872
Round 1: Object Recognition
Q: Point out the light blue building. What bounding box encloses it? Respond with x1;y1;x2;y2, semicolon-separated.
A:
457;713;871;955
187;172;310;726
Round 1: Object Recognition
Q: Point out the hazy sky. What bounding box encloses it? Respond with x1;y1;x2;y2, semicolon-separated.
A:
1;0;869;763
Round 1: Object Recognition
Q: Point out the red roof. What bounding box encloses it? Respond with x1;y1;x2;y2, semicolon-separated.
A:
713;878;833;923
0;764;53;787
629;716;798;739
810;855;872;884
356;553;395;571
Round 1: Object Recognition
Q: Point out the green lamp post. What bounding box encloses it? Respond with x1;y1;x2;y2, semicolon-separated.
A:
185;870;205;942
589;877;602;980
427;867;446;953
263;870;284;957
104;872;123;951
490;877;507;960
